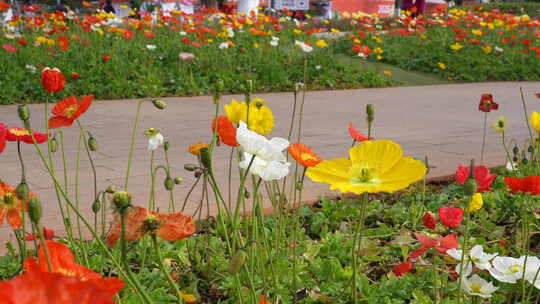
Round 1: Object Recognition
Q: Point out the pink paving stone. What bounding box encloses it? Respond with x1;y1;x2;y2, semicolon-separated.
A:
0;82;538;248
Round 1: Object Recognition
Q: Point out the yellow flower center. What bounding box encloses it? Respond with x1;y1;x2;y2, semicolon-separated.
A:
300;153;317;162
1;193;16;208
470;284;482;293
349;165;381;185
65;105;79;118
509;265;522;273
9;129;30;136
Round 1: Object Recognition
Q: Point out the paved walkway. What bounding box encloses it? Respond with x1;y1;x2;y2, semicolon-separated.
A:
0;82;538;245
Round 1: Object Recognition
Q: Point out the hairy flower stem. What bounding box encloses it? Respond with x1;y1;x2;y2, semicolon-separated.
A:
77;121;98;202
58;132;76;243
352;193;369;304
16;142;27;263
501;132;514;171
457;200;472;304
520;197;531;302
520;87;535;154
124;100;144;190
164;148;176;212
292;169;306;303
35;223;53;272
28;131;153;303
151;235;185;304
148;151;156;211
480;112;487;164
432;253;439;303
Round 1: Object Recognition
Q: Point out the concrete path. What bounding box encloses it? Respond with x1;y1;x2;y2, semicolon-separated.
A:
0;82;538;246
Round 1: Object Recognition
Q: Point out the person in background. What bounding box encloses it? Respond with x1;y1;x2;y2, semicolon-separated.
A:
402;0;425;17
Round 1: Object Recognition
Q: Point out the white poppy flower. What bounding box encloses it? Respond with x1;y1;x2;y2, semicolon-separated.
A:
448;245;498;271
218;42;229;49
239;152;290;181
145;129;164;151
236;121;289;162
489;256;540;283
270;40;279;47
523;256;540;288
146;44;157;50
461;274;499;298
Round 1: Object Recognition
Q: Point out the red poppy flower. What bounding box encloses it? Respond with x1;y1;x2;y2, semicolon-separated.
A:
422;211;436;229
49;95;93;129
102;55;110;61
478;93;498;112
5;127;48;144
0;123;6;154
455;165;496;193
25;227;55;241
22;240;124;297
288;142;323;167
348;122;373;142
0;182;34;229
211;115;238;147
535;93;540;99
71;73;81;79
41;68;65;93
106;206;196;247
0;1;10;12
392;261;413;277
3;44;17;53
17;40;27;46
438;206;463;228
0;264;118;303
409;233;458;261
57;35;69;51
259;295;272;304
504;176;540;195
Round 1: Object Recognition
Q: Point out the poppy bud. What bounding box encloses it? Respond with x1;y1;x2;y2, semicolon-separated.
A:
528;145;534;153
152;99;167;110
17;104;30;122
113;191;131;210
522;158;528;165
513;156;518;162
28;197;42;224
199;147;212;170
88;136;98;152
228;249;248;275
366;104;374;123
105;185;116;194
194;168;203;178
164;141;170;151
50;137;58;153
295;181;303;191
184;164;197;171
92;199;101;213
16;182;29;199
64;217;71;227
174;177;183;185
164;177;174;191
212;80;224;104
244;190;250;199
512;146;519;155
463;177;477;196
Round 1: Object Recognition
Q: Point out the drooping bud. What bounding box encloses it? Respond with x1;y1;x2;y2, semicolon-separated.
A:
295;181;303;191
522;158;529;165
228;249;248;275
212;79;224;104
105;185;117;194
152;99;167;110
194;168;203;178
199;147;212;170
88;136;98;152
512;146;519;155
50;136;58;153
28;197;42;224
164;177;174;191
366;104;374;123
528;145;534;153
174;177;184;185
17;104;30;122
184;164;197;171
244;190;250;199
92;199;101;213
463;159;477;196
113;191;131;210
16;182;29;200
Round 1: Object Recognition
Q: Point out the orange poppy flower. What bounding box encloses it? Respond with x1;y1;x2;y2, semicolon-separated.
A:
348;122;373;142
288;143;322;167
504;176;540;195
57;36;69;51
24;240;125;297
0;182;32;229
211;116;238;147
188;142;209;155
0;123;6;154
49;94;94;129
106;206;196;247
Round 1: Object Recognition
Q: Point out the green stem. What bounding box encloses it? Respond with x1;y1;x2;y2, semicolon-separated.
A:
16;142;27;263
457;203;472;304
124;100;144;190
351;193;369;304
480;112;487;164
151;235;185;303
520;87;535;152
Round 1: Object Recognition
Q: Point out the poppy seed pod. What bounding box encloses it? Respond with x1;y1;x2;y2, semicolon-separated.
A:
184;164;197;171
152;99;167;110
113;191;131;210
92;199;101;214
174;177;183;185
88;136;98;152
366;104;374;123
463;160;477;196
164;177;174;191
199;147;212;170
17;104;30;122
28;197;42;224
50;137;58;153
228;249;248;275
16;182;29;200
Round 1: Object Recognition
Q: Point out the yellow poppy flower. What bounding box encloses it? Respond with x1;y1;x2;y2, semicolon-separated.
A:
224;98;274;135
532;112;540;133
306;140;427;194
316;40;328;48
468;193;483;212
450;43;463;51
